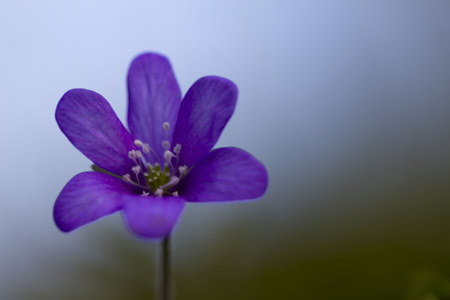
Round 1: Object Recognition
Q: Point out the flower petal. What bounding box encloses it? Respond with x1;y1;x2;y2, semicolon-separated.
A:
172;76;238;167
55;89;136;175
127;53;182;164
179;147;268;202
54;172;134;232
122;195;185;239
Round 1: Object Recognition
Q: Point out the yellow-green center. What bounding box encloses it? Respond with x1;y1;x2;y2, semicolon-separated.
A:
146;163;171;192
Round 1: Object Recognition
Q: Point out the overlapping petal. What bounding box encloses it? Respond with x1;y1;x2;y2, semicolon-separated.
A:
122;195;185;238
54;172;135;232
179;147;268;202
127;53;182;164
55;89;136;175
172;76;238;167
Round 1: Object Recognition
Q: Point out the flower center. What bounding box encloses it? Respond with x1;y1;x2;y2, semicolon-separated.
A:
122;121;187;197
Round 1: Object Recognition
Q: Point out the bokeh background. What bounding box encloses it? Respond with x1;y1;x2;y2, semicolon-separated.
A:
1;0;450;299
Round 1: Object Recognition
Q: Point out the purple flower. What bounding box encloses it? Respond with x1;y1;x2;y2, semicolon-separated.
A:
54;53;268;239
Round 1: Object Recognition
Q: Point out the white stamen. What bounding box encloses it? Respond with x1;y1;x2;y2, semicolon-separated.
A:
163;122;170;133
162;140;170;150
172;191;179;197
142;144;150;154
155;188;164;197
122;174;132;183
132;165;141;174
164;150;175;161
178;165;188;176
141;191;150;197
135;150;142;158
161;176;180;189
173;144;181;154
134;139;143;147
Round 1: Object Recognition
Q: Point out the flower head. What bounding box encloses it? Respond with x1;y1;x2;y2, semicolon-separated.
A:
54;53;268;239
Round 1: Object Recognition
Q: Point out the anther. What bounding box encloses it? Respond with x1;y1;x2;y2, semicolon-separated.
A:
134;139;143;147
162;140;170;150
163;122;170;133
179;165;188;176
128;150;142;159
172;191;179;197
142;144;150;154
122;174;132;183
141;191;150;197
173;144;181;154
132;165;141;174
164;150;175;161
155;188;164;197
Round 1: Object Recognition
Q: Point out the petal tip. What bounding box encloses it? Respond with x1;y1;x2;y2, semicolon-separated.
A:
53;172;127;234
129;52;172;71
53;198;78;233
196;75;239;97
55;88;100;123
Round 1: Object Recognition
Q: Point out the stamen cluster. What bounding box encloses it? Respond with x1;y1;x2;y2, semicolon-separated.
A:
122;121;187;197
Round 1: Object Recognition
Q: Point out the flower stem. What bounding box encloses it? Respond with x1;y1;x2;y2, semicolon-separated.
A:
160;235;171;300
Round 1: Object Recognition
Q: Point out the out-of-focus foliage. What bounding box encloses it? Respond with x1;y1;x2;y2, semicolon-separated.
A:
13;143;450;299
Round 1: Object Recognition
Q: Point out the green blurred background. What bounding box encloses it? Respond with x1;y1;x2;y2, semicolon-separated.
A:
1;0;450;299
13;138;450;299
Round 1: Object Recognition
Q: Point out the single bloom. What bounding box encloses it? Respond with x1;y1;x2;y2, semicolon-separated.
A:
54;52;268;239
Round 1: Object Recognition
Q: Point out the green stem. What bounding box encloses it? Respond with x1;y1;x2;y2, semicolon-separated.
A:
160;236;171;300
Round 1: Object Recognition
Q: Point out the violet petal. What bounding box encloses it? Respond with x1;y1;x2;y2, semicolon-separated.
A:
54;172;134;232
127;53;182;164
179;147;268;202
122;195;185;239
55;89;136;175
172;76;237;167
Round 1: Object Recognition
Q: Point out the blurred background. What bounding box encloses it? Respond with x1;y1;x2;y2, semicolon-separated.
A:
1;0;450;299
